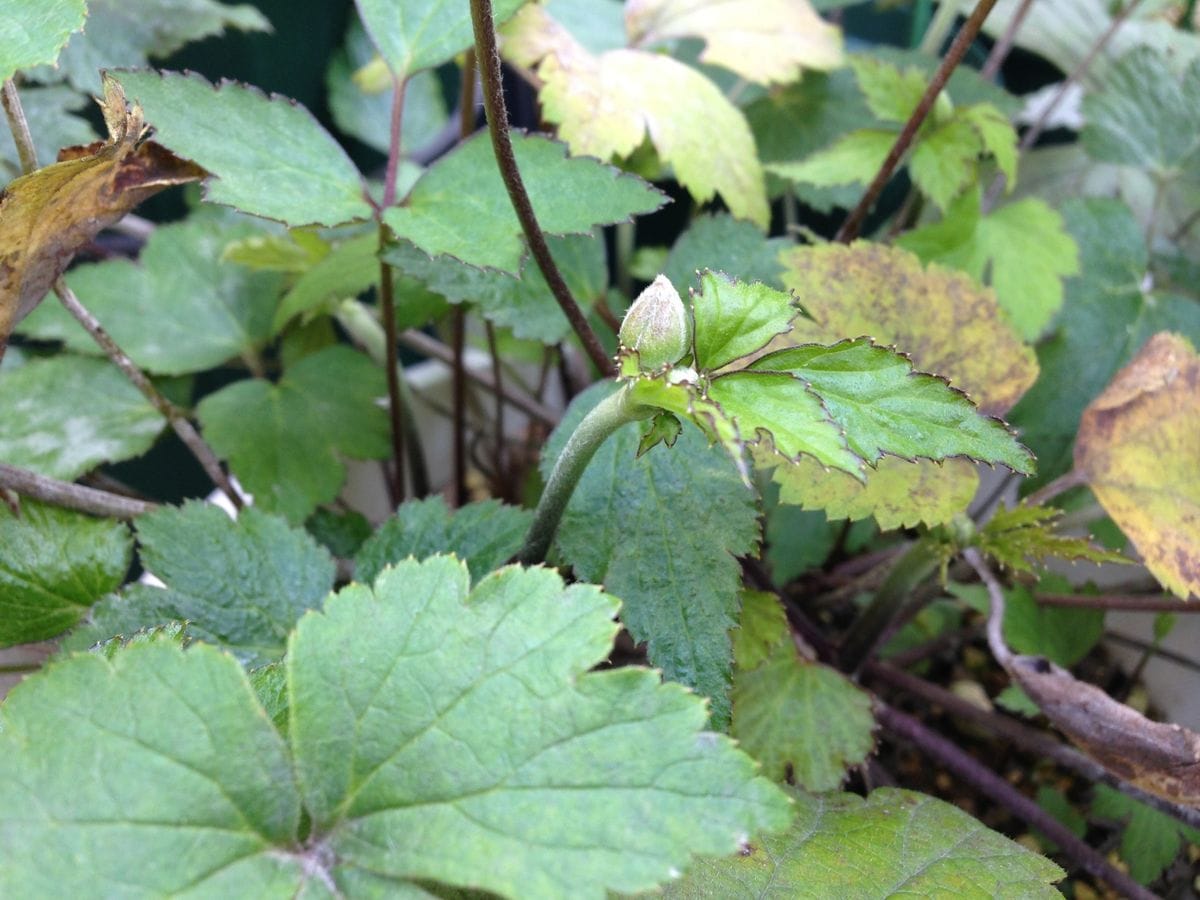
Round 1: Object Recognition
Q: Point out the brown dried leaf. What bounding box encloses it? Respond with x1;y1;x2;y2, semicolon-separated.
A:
1010;654;1200;805
0;74;206;358
1074;332;1200;599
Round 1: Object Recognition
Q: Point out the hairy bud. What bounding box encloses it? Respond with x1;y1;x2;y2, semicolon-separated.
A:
618;275;691;373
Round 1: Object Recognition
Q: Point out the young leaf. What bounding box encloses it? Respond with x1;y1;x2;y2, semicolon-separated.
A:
272;231;378;333
355;496;532;584
0;639;306;897
1074;331;1200;599
1093;785;1200;885
0;354;166;479
766;128;894;192
0;501;132;647
196;345;390;523
0;0;85;83
1002;583;1105;667
544;384;760;729
849;55;927;124
731;592;876;790
663;214;788;292
355;0;526;79
502;4;768;227
383;129;665;275
660;788;1063;897
624;0;842;86
289;556;792;896
975;504;1128;575
20;212;284;375
69;503;336;663
897;188;1079;341
114;69;373;227
691;271;797;371
908;117;986;212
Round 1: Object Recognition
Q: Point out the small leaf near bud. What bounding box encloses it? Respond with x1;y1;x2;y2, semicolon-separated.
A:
637;411;683;457
619;274;692;373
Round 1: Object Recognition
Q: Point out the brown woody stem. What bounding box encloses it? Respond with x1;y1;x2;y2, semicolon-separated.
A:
0;463;158;519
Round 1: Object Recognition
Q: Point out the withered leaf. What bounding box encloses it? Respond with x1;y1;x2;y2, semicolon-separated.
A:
0;74;205;359
1010;654;1200;805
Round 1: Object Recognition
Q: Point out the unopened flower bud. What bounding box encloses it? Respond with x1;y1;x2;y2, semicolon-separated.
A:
619;275;691;372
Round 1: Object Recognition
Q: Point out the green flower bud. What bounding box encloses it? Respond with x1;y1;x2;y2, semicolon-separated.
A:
618;274;692;372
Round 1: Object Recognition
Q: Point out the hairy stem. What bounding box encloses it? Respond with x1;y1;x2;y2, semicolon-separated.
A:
469;0;615;376
836;0;999;243
0;463;158;519
516;387;652;565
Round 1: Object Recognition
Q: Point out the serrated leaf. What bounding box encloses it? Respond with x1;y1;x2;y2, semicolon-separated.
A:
0;641;305;897
663;214;788;292
196;345;390;523
1010;199;1200;493
961;103;1017;185
503;4;767;227
764;501;837;583
0;354;166;479
0;0;85;83
749;339;1034;473
1074;332;1200;599
625;0;841;86
355;496;532;584
383;129;664;275
1081;48;1200;175
660;787;1063;897
305;507;373;559
0;85;96;178
976;504;1128;575
849;55;927;124
20;213;283;374
0;501;131;646
898;188;1079;341
545;383;760;728
691;271;796;371
273;231;378;332
383;232;607;343
355;0;526;79
908;117;982;212
1093;784;1197;885
731;592;875;790
767;128;894;190
114;69;372;227
68;503;336;664
1002;583;1105;667
290;556;792;896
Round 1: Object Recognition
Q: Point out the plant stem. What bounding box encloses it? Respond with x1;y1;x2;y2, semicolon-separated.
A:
1;78;38;172
53;278;242;508
877;702;1159;900
963;546;1013;667
382;76;408;208
838;538;942;672
485;319;506;491
377;262;407;503
0;463;158;519
835;0;1000;243
1022;468;1087;508
1037;592;1194;612
979;0;1035;80
468;0;615;376
917;0;960;54
516;387;652;565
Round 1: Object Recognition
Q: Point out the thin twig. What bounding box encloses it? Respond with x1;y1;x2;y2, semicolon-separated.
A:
0;463;158;519
835;0;1000;243
469;0;615;376
449;52;478;509
53;278;242;507
878;703;1158;900
1038;593;1195;612
1;78;39;172
377;262;407;504
1106;632;1200;674
963;546;1013;667
485;319;505;492
1023;469;1087;508
979;0;1036;80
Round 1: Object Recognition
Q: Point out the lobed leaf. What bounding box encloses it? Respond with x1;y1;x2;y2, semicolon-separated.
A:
975;504;1128;575
273;231;378;333
663;214;788;292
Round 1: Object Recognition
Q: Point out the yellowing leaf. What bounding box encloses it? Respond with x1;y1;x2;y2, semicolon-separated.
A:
0;76;205;359
1074;332;1200;599
502;4;768;227
625;0;842;86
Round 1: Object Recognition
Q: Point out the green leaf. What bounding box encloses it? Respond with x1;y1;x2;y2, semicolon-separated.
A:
663;214;788;293
764;501;837;584
767;128;894;189
897;188;1079;341
1081;48;1200;175
1009;199;1200;493
545;383;760;729
731;592;875;790
355;0;526;79
114;69;372;227
290;556;792;895
383;232;607;344
384;130;664;275
995;683;1040;717
196;345;390;523
0;640;305;897
850;56;927;124
0;0;85;83
0;85;96;179
355;496;532;584
976;504;1129;575
0;501;131;647
273;231;378;333
961;103;1018;185
70;503;336;664
660;787;1063;897
908;118;982;212
749;339;1035;473
1002;582;1104;667
20;213;283;375
1093;784;1196;885
691;272;796;371
0;354;165;479
305;507;373;559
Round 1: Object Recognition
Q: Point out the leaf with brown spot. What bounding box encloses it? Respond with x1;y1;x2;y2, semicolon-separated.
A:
0;74;205;359
1010;654;1200;805
1074;332;1200;599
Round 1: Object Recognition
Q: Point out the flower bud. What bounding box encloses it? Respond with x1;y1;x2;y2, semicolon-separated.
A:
618;274;691;372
